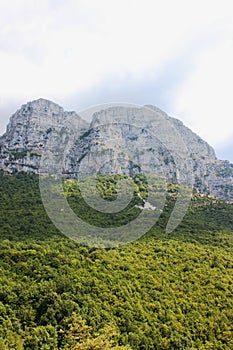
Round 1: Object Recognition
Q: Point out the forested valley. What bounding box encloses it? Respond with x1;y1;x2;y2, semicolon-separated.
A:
0;172;233;349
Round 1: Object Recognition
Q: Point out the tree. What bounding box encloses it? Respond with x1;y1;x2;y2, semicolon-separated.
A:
61;313;131;350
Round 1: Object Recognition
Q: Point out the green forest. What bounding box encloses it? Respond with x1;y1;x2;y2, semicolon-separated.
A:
0;171;233;349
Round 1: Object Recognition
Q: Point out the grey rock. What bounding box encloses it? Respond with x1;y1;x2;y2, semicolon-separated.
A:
0;99;232;202
0;98;88;174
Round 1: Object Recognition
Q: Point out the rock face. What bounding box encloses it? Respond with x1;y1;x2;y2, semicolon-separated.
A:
0;98;233;202
0;99;88;173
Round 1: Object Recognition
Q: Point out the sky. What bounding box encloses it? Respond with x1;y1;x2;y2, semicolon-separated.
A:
0;0;233;161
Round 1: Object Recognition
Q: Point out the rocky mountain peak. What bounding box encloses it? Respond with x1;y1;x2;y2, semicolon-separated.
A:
23;97;64;112
0;99;232;201
0;99;88;173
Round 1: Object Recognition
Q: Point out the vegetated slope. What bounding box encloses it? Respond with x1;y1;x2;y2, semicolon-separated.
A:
0;172;233;349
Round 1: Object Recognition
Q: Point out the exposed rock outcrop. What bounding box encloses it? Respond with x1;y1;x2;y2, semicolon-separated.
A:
0;99;88;173
0;99;232;202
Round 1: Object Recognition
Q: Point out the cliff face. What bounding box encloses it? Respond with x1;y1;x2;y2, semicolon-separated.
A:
0;98;232;201
0;99;88;173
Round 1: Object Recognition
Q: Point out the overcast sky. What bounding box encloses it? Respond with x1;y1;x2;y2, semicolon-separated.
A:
0;0;233;161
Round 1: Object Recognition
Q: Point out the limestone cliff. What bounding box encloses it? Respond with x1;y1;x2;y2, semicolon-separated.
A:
0;99;232;202
0;99;88;173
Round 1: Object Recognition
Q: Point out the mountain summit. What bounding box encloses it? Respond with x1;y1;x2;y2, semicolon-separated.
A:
0;99;232;201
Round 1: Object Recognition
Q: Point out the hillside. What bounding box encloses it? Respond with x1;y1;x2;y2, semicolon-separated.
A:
0;99;233;202
0;172;233;349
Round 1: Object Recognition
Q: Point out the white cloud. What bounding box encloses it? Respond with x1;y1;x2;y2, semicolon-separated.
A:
0;0;222;98
172;39;233;148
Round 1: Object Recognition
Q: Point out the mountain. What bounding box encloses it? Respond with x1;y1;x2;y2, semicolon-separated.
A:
0;98;232;201
0;99;233;349
0;98;88;174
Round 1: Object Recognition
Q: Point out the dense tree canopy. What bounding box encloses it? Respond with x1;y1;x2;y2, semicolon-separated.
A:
0;172;232;349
